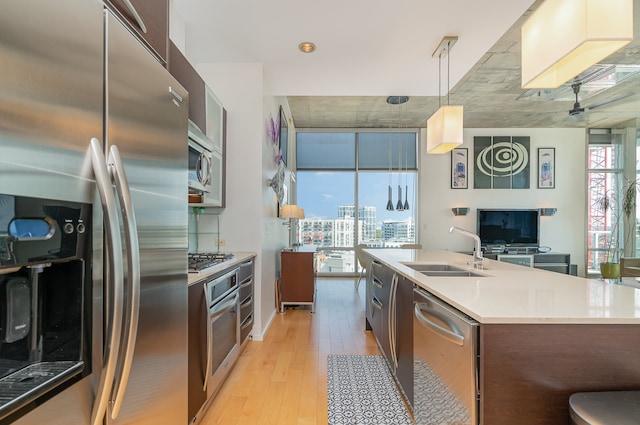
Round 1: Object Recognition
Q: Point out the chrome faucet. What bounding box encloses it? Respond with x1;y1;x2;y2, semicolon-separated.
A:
449;226;483;267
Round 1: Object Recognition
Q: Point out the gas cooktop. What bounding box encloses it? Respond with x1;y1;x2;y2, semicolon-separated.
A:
188;252;235;273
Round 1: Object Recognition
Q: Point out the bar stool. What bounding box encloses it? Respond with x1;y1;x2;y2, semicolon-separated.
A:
569;391;640;425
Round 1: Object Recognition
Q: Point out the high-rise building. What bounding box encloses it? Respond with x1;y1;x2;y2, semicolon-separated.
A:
382;218;415;242
338;205;376;242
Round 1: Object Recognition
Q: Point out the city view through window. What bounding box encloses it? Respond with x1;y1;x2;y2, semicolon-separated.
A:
295;171;416;274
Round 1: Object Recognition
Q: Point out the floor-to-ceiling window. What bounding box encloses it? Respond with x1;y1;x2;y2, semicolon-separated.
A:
296;130;417;276
586;129;624;275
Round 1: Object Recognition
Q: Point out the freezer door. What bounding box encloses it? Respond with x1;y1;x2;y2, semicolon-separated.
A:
0;0;103;203
104;10;189;425
1;0;104;424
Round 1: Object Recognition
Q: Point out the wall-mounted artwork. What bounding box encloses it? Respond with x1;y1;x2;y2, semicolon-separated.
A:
279;106;288;167
451;148;468;189
474;136;530;189
537;147;555;188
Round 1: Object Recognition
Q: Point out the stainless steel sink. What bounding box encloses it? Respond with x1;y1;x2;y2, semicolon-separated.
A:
418;270;486;277
402;263;486;277
402;263;467;272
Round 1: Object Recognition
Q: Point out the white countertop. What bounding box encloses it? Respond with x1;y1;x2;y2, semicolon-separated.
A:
366;249;640;324
187;252;256;286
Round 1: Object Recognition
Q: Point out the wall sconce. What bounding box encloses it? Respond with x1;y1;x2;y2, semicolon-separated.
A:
426;36;464;154
540;208;557;216
521;0;633;89
280;204;305;229
451;207;470;216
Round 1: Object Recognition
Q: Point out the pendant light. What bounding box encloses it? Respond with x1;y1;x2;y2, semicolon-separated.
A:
521;0;633;89
396;132;404;211
403;137;410;211
386;132;394;211
396;185;404;211
426;36;463;154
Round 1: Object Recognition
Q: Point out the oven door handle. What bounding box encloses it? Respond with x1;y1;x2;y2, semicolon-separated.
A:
89;138;124;425
414;303;464;346
202;284;213;391
108;144;141;420
210;291;239;323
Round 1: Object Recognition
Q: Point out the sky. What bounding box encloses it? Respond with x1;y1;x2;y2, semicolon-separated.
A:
297;171;416;225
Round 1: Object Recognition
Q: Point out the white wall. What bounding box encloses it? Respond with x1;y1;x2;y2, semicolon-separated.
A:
195;63;289;340
420;128;588;275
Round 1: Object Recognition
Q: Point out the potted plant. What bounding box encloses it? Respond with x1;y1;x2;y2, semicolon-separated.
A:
599;178;638;279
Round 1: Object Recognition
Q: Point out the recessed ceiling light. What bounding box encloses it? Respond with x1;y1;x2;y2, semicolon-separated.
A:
298;42;316;53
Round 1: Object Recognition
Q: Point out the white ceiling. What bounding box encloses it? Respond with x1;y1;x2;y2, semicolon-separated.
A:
173;0;640;129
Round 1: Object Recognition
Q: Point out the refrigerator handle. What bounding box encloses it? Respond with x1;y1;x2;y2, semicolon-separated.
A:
202;284;212;391
108;145;141;419
121;0;147;33
89;138;125;425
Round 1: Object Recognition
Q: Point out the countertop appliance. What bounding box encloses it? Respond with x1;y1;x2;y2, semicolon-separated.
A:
413;287;479;425
1;1;189;424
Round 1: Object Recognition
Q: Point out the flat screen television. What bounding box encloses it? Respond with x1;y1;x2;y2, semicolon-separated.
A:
477;209;540;249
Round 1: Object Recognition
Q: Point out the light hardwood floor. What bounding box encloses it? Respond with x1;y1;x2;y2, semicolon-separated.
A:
200;278;380;425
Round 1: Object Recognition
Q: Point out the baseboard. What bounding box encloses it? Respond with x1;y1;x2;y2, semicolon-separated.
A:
250;307;277;341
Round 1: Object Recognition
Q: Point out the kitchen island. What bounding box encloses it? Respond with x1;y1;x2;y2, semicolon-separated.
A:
365;249;640;425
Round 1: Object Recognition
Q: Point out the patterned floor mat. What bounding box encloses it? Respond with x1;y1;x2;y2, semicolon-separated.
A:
327;354;412;425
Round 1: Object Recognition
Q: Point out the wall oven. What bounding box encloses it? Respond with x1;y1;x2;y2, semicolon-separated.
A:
204;267;240;397
413;287;479;425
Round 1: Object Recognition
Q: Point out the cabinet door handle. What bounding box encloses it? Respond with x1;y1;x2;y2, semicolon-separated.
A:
202;285;212;391
389;274;398;370
121;0;147;33
372;297;383;310
372;277;383;289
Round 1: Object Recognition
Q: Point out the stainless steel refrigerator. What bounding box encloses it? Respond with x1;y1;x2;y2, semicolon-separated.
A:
0;0;189;424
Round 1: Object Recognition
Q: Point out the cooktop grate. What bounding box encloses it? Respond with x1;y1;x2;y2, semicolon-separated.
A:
188;252;235;272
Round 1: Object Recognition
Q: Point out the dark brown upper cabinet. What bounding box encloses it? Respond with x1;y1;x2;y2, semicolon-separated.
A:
168;41;206;133
104;0;168;64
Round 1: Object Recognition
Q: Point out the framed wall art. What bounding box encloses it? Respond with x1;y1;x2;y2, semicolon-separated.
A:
451;148;468;189
279;106;288;167
473;136;530;189
537;147;555;189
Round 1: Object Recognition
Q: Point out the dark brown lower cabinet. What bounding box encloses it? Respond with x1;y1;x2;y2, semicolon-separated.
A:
480;324;640;425
395;276;414;407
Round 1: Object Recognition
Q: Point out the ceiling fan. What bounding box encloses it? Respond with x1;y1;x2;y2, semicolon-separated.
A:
569;81;635;117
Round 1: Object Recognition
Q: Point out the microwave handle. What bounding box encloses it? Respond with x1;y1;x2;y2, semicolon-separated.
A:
108;145;141;420
196;152;212;187
89;138;124;425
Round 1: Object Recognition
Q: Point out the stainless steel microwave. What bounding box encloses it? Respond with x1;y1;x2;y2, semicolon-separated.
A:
188;121;215;195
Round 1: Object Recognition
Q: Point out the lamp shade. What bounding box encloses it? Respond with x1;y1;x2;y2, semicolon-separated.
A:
521;0;633;89
426;105;463;154
280;205;304;219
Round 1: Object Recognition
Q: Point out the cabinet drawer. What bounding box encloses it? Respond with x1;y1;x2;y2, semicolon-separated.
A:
239;278;253;304
240;295;253;322
238;259;254;283
240;313;253;342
